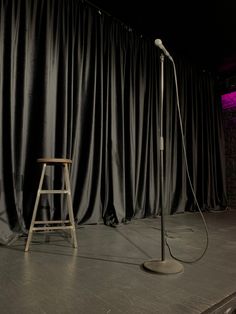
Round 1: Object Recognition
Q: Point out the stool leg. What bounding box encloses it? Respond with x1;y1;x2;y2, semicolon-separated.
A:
64;164;78;248
25;163;47;252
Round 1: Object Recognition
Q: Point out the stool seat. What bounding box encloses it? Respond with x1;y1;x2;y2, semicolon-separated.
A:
37;158;72;164
25;157;78;252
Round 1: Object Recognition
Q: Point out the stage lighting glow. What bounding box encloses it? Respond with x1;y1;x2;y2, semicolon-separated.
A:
221;91;236;110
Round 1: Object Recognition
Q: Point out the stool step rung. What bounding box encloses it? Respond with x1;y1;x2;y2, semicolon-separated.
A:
39;190;69;194
32;225;73;231
34;220;70;224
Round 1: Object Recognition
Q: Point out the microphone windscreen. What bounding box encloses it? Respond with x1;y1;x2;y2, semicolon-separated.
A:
154;39;163;47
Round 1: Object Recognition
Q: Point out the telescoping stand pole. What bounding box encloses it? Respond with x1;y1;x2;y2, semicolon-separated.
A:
143;51;183;274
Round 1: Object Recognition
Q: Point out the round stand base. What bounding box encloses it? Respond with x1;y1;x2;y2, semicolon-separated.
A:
143;259;184;274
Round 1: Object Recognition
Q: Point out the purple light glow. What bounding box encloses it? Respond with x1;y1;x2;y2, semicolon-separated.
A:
221;91;236;110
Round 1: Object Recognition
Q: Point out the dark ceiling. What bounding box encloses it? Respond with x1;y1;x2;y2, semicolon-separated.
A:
87;0;236;82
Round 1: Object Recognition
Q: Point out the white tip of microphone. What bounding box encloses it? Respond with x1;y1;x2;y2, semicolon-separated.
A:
154;38;163;47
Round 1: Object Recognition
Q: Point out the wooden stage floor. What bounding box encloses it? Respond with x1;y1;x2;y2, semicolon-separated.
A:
1;209;236;313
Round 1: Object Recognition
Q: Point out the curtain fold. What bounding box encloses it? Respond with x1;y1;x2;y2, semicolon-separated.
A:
0;0;227;245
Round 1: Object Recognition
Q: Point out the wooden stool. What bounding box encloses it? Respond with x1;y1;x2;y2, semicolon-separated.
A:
25;158;78;252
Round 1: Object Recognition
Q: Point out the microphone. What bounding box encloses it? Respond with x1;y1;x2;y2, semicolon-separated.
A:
154;39;172;60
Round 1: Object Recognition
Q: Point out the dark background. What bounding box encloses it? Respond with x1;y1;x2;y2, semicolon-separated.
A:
88;0;236;92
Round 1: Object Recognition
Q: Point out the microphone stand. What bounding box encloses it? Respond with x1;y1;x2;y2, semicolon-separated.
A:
143;53;183;274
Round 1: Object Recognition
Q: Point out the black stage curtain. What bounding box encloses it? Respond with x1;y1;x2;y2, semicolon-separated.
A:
0;0;227;244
